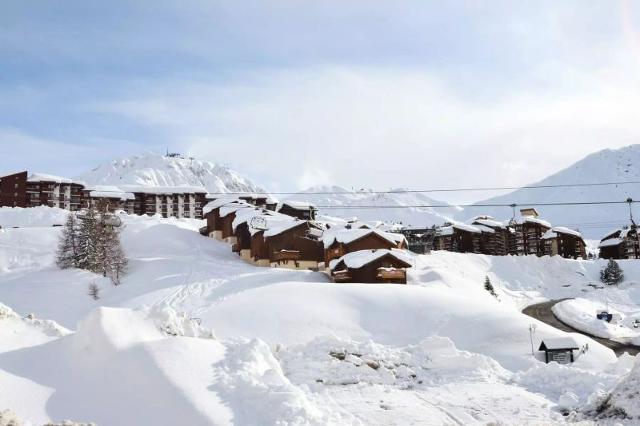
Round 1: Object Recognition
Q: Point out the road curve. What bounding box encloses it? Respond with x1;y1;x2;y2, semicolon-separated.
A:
522;299;640;357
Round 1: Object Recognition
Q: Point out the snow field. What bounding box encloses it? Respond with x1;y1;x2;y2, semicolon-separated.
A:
0;207;639;424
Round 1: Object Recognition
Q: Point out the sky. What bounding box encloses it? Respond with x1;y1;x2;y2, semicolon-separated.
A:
1;0;640;203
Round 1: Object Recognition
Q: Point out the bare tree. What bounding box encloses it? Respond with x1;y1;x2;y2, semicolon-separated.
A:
88;282;100;300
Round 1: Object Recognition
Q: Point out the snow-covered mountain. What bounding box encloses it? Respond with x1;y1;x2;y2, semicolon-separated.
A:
286;185;460;227
456;145;640;239
76;152;263;194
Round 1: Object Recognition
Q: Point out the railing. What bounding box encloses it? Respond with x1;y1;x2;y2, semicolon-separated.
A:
332;269;352;282
377;269;406;280
272;250;301;262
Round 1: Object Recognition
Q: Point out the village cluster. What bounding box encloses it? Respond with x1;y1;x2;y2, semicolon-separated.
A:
2;170;640;285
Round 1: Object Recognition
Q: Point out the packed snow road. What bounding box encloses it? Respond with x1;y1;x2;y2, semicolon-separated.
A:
523;299;640;356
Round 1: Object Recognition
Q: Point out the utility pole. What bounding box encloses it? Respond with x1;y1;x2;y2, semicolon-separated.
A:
528;323;537;356
627;198;636;228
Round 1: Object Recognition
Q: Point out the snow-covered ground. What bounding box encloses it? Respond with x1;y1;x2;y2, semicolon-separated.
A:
1;207;639;425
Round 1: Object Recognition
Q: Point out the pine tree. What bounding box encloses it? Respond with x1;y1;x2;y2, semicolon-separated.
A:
56;213;80;269
88;282;100;300
77;207;100;272
98;214;128;285
600;259;624;286
484;275;498;298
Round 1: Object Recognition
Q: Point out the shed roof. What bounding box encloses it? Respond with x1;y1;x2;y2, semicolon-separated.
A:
329;249;412;271
538;337;580;351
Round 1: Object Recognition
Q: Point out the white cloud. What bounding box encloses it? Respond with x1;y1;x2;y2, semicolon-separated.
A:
91;60;640;203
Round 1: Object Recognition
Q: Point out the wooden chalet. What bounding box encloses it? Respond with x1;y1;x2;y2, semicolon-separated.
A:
395;227;436;254
263;220;324;270
538;337;580;364
542;227;587;259
277;201;317;220
202;197;243;239
471;216;513;256
329;249;412;284
433;223;481;254
323;228;407;266
599;226;640;259
513;209;551;257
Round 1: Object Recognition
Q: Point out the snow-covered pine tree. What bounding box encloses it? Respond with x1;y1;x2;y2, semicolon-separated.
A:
484;275;498;298
600;259;624;286
77;207;100;272
56;213;80;269
94;211;128;285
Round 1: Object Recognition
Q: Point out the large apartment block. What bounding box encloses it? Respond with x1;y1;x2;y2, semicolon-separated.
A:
0;171;208;219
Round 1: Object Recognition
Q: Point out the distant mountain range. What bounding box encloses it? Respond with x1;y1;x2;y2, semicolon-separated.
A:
75;146;640;239
455;145;640;238
284;185;459;228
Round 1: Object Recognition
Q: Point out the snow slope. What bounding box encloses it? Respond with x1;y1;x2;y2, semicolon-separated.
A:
286;185;459;228
1;207;639;424
76;152;263;194
457;145;640;238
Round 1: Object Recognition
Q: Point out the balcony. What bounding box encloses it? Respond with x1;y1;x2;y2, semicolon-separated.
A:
231;243;241;253
376;268;406;281
332;269;352;282
272;250;301;262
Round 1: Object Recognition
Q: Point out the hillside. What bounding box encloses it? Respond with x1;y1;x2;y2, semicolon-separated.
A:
286;185;459;228
456;145;640;239
1;207;638;424
76;152;263;194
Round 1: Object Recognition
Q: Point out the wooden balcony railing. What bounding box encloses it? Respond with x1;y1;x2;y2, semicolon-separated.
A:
272;250;301;262
376;268;406;281
332;269;352;282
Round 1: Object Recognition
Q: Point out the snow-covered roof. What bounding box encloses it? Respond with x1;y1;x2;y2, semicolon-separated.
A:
329;249;412;271
598;237;623;248
474;224;496;234
278;201;316;211
27;173;84;186
219;202;253;218
522;217;552;228
322;228;405;249
88;185;136;201
551;227;582;238
539;337;580;350
249;214;296;236
202;196;242;215
263;220;307;238
473;218;507;229
453;223;481;234
601;229;622;241
120;185;208;195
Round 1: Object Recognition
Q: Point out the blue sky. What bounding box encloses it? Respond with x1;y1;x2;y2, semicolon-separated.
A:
2;1;639;202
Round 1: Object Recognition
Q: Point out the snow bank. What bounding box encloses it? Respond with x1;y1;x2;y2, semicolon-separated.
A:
0;302;70;353
553;298;640;345
593;356;640;420
0;206;69;228
0;307;232;425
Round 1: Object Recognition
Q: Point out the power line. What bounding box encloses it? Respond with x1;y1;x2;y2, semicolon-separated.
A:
209;180;640;196
312;200;639;209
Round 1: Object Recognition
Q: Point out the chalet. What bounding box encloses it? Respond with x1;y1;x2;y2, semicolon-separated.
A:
542;227;587;259
513;209;551;256
218;202;254;243
471;216;513;256
323;228;407;266
263;220;324;270
230;205;275;260
395;227;436;254
202;197;242;239
329;249;412;284
433;223;481;253
538;337;580;364
277;201;317;221
599;226;640;259
237;194;277;211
